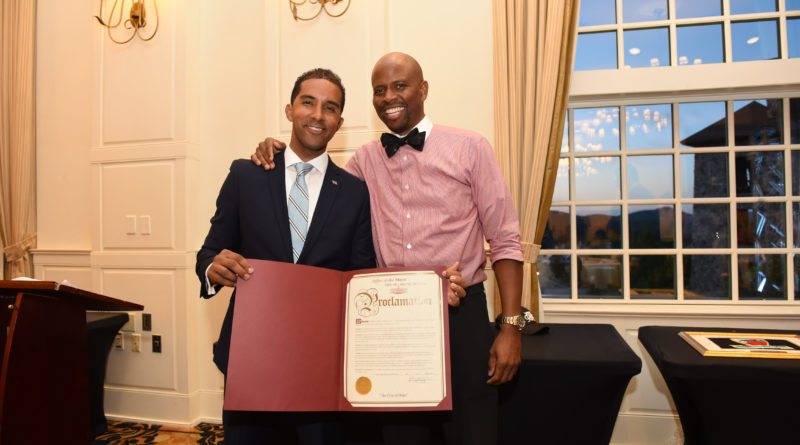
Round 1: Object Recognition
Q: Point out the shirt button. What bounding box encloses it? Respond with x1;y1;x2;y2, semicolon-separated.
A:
406;243;412;249
406;213;411;219
403;155;407;161
404;184;410;190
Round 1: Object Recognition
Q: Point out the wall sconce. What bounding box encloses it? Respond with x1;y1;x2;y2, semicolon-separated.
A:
95;0;159;44
290;0;351;21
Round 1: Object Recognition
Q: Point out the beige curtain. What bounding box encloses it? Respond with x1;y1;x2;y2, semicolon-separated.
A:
0;0;37;278
492;0;579;320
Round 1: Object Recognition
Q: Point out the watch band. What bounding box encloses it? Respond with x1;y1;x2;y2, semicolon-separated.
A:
500;314;524;331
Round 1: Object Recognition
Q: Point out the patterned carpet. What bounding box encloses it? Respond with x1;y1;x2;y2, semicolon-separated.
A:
92;421;224;444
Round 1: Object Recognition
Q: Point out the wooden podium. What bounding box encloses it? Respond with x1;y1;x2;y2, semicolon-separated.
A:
0;281;143;445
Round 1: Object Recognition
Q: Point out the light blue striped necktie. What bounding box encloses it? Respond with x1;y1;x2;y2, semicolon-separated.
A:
288;162;314;263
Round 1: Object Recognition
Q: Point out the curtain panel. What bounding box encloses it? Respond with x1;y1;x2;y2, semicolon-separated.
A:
0;0;37;278
492;0;579;320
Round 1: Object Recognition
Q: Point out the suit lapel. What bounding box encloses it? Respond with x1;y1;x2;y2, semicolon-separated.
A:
300;157;341;262
268;152;294;262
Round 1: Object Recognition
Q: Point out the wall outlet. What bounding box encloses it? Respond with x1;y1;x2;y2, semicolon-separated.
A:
114;333;124;350
131;333;142;352
120;312;137;332
152;334;162;353
142;313;152;331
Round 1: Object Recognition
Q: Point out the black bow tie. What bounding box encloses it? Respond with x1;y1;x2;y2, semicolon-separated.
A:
381;128;426;158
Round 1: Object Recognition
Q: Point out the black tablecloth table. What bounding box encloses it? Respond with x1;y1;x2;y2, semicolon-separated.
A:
638;325;800;445
499;323;642;445
87;312;129;437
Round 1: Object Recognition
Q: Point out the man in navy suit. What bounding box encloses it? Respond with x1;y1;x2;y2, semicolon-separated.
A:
196;68;376;444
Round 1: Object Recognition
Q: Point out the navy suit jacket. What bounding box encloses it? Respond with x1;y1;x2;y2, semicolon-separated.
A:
196;152;376;373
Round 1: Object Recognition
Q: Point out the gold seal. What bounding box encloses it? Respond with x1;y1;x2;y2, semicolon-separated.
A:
355;377;372;395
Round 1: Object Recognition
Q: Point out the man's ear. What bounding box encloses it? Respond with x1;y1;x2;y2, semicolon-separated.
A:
335;117;344;133
285;104;293;121
420;80;429;101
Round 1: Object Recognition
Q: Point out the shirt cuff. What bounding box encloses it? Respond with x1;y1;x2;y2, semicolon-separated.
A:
205;263;218;296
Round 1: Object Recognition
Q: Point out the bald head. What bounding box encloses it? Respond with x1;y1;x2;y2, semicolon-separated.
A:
373;52;424;81
371;52;428;135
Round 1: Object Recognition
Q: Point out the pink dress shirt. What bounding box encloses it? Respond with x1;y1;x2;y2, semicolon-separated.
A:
346;122;523;286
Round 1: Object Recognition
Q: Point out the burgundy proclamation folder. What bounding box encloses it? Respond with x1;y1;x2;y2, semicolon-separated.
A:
225;259;452;412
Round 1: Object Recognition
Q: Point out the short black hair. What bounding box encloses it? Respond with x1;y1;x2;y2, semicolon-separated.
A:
290;68;346;112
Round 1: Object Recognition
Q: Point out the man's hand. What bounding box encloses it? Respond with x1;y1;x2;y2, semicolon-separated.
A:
442;261;468;307
207;249;254;287
486;326;522;385
251;137;287;171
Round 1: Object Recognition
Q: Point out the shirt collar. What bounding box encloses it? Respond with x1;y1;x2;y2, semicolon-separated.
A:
395;115;432;142
285;147;329;176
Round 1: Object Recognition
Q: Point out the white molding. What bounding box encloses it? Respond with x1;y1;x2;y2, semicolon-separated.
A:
104;387;222;427
543;302;800;318
90;251;197;268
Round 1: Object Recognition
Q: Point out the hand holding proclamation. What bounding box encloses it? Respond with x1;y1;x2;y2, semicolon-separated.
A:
208;249;253;287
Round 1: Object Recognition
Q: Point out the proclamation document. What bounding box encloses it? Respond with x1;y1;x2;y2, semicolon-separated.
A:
343;271;447;407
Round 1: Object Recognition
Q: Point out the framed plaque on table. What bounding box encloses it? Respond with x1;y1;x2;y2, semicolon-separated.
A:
679;331;800;359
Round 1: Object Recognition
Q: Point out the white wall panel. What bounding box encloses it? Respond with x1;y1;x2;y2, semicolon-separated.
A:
101;0;174;144
101;161;175;249
103;269;176;390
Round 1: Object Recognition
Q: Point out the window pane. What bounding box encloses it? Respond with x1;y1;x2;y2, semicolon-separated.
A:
543;206;570;249
794;202;799;247
628;155;674;199
730;0;776;14
575;32;618;71
792;99;800;144
629;205;675;248
680;153;729;198
733;99;783;145
574;107;620;152
553;158;569;202
622;0;667;23
630;255;676;299
577;255;622;298
793;150;800;195
680;101;727;147
682;204;730;248
675;0;721;18
683;255;731;299
576;206;622;249
791;19;800;58
580;0;616;26
624;28;670;68
736;202;786;248
626;104;673;149
677;24;723;65
732;20;779;62
795;254;799;301
575;157;621;200
538;255;571;298
735;151;784;196
738;254;785;300
561;116;569;153
789;0;800;10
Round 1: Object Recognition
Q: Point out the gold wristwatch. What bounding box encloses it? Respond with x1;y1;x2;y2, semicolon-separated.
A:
499;314;526;332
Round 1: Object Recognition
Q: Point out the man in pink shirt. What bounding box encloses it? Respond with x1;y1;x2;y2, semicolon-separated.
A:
253;52;524;445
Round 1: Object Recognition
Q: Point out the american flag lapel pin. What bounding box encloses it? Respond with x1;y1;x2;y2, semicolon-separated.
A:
332;179;339;186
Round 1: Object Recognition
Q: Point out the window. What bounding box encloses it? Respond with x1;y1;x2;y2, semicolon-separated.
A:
574;0;800;70
541;96;799;301
547;0;799;303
